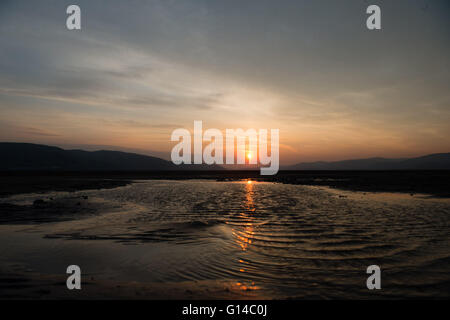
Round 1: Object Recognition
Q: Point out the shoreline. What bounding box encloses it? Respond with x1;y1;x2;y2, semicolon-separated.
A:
1;170;449;198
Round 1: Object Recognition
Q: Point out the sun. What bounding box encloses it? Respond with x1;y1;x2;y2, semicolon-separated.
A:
247;151;252;160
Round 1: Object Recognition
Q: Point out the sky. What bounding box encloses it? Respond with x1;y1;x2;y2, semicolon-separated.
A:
0;0;449;164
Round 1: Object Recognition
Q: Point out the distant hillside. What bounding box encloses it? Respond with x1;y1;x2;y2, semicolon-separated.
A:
2;143;449;171
0;143;220;171
285;153;450;170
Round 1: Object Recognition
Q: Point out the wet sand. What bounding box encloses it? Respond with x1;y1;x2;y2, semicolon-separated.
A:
0;223;268;300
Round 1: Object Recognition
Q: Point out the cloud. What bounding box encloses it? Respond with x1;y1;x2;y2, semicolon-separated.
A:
21;127;61;137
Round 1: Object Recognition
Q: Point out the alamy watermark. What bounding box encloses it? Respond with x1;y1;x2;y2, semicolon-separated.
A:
366;265;381;290
66;5;81;30
170;121;279;175
66;264;81;290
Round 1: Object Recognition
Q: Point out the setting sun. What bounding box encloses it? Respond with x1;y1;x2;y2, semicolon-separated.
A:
247;151;252;160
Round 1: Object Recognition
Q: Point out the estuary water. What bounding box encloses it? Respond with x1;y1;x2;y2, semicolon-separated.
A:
0;180;449;299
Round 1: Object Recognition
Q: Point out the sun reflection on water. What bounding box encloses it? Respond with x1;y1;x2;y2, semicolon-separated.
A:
230;180;262;292
232;180;256;251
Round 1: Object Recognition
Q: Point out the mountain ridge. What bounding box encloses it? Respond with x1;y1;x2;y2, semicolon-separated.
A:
285;153;450;170
1;142;449;171
0;142;220;171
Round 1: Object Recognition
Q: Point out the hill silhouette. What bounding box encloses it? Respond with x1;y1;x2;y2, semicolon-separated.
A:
2;143;449;171
0;143;219;171
286;153;450;170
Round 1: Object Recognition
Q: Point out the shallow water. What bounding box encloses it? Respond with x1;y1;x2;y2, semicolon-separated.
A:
1;180;449;299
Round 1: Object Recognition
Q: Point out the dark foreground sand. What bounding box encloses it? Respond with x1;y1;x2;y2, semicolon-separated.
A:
0;269;263;300
0;175;131;198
